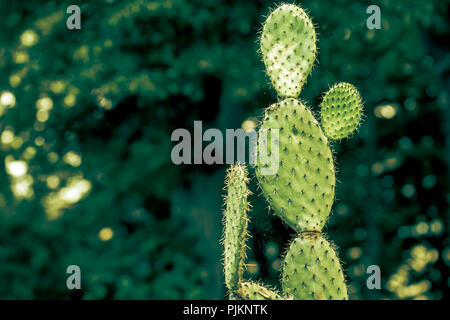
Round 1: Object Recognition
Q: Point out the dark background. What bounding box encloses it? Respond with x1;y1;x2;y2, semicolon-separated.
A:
0;0;448;299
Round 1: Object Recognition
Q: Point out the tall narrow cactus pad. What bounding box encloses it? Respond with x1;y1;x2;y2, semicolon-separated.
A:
223;164;250;292
260;4;316;98
282;233;348;300
255;98;335;232
320;83;363;140
236;281;288;300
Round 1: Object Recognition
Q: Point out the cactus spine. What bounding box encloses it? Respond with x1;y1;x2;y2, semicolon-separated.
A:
222;3;363;300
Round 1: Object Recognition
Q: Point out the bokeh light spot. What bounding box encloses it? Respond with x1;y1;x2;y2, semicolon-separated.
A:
99;227;114;241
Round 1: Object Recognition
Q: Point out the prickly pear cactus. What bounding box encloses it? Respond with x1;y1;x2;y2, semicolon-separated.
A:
257;98;334;232
222;165;250;293
221;3;363;300
236;282;289;300
320;83;363;140
260;3;316;98
282;233;347;300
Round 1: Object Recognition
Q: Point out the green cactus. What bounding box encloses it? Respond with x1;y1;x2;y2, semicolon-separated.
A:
222;164;250;293
260;3;316;98
257;98;335;232
320;83;363;140
223;164;289;300
282;233;347;300
222;3;363;300
236;281;291;300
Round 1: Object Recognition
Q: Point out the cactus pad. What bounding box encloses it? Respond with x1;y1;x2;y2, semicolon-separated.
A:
236;281;289;300
256;98;335;232
320;82;363;140
223;164;250;291
221;3;364;301
282;233;348;300
260;4;316;98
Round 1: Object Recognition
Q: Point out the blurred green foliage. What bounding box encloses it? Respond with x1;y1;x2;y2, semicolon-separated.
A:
0;0;448;299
